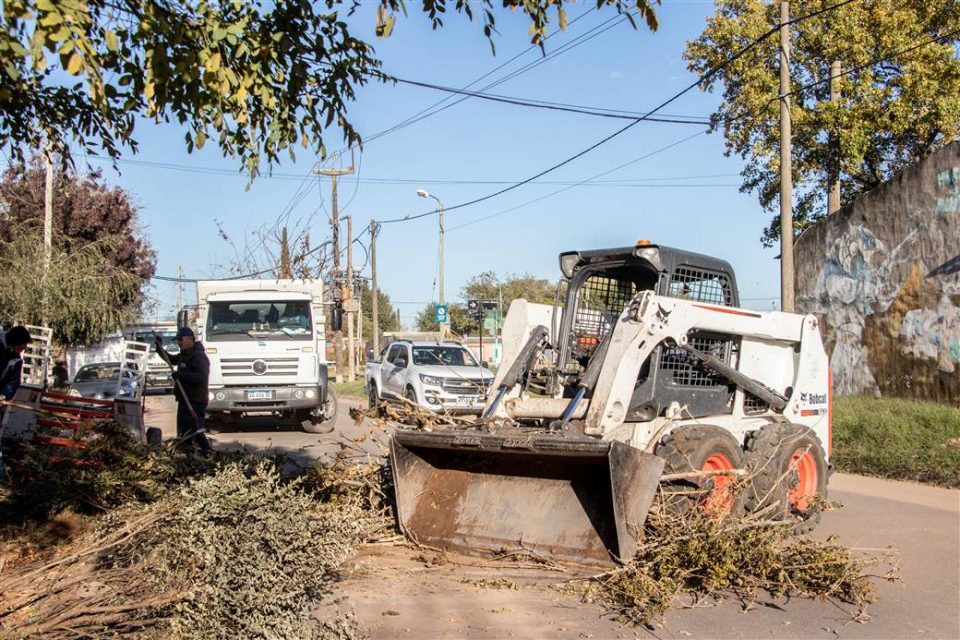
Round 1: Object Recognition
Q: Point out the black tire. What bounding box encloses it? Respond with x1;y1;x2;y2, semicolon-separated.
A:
301;387;338;434
656;425;745;516
743;423;828;532
368;382;383;416
404;386;418;406
146;427;163;448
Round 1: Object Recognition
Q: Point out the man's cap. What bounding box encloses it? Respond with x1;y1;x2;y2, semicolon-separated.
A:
174;327;195;339
4;325;31;347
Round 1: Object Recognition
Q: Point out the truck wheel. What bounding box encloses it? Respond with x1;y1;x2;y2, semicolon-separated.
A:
656;425;745;516
301;387;338;434
744;424;828;532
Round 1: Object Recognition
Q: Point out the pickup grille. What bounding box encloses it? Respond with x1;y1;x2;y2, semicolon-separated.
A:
441;378;488;394
221;357;299;377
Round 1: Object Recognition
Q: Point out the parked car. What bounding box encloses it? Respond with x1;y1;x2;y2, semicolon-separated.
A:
365;341;495;414
68;362;139;400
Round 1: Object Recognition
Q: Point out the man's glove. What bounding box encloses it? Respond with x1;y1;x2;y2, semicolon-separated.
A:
153;335;164;351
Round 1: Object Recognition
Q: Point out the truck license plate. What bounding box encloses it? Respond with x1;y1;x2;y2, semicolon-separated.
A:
246;390;274;401
456;395;477;405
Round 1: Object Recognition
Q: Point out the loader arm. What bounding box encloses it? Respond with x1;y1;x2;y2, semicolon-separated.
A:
584;292;810;435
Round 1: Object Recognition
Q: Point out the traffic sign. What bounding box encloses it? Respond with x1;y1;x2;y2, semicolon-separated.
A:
434;304;448;324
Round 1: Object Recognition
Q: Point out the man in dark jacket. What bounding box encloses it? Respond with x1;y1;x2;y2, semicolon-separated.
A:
156;327;212;452
0;326;31;402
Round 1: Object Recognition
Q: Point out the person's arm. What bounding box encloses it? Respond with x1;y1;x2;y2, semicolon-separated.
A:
174;352;208;383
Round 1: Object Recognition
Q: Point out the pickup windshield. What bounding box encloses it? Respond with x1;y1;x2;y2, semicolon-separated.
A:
412;346;478;367
206;300;313;341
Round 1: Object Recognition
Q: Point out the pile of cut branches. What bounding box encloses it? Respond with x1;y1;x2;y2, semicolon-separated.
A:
593;491;898;626
0;419;247;523
1;460;384;638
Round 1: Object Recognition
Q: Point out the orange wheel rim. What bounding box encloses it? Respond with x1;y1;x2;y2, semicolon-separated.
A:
789;449;818;511
701;453;735;515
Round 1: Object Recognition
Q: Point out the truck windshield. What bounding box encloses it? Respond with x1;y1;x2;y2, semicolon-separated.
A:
412;346;478;367
134;331;178;352
206;300;313;340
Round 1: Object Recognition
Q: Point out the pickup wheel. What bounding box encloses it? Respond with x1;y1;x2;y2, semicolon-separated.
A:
301;387;338;434
404;386;418;406
368;382;384;417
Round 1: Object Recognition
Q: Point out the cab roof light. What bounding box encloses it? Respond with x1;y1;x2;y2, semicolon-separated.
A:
636;239;652;247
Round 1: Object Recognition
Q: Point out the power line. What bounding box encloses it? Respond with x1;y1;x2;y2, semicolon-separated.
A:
447;130;707;231
362;6;601;145
388;76;711;124
375;0;867;227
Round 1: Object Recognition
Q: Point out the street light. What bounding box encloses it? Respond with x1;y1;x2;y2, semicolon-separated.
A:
416;189;445;324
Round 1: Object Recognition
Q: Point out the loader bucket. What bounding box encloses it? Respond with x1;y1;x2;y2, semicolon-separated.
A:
390;430;665;566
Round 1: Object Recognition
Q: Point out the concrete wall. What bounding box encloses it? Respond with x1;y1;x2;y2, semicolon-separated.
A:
795;141;960;401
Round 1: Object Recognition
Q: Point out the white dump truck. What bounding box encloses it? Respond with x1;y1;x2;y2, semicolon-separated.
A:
194;279;337;433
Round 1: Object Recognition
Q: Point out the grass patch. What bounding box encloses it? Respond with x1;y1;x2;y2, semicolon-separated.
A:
832;396;960;488
333;378;367;399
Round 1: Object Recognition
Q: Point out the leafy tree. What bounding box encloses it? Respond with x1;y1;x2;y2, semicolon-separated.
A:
684;0;960;245
0;158;156;324
463;271;559;307
0;222;145;345
360;282;400;337
415;302;474;335
0;0;659;178
415;272;561;334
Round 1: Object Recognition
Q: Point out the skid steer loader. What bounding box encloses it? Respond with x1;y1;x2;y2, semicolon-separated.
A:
391;242;831;565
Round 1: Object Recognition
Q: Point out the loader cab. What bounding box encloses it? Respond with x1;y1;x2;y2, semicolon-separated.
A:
556;243;740;421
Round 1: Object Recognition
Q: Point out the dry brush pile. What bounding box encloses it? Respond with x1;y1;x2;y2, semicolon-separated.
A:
591;491;897;626
0;422;388;639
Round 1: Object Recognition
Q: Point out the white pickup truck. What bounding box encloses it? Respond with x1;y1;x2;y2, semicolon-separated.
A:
365;340;495;414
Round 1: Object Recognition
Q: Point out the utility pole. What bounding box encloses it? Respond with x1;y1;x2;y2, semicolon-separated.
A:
314;152;355;383
176;266;184;313
42;148;53;323
779;0;795;313
370;219;379;355
346;214;356;382
828;59;842;215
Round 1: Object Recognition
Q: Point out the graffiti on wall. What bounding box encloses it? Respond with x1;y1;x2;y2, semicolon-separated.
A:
807;225;918;396
796;142;960;400
935;167;959;215
900;300;960;374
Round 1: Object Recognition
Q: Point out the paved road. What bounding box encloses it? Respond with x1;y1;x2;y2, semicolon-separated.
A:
145;394;960;639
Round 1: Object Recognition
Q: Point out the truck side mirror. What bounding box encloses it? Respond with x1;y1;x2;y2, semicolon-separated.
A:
395;357;407;369
480;361;489;369
331;306;343;332
177;308;189;329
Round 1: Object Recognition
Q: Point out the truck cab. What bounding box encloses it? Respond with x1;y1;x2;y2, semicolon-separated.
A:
195;279;336;433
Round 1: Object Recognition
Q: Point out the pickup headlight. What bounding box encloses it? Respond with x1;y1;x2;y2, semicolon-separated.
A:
419;374;444;386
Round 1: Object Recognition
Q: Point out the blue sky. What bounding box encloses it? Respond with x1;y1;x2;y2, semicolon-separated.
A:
80;0;783;326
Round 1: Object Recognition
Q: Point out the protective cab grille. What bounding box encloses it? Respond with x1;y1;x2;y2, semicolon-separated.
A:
666;267;733;305
571;275;637;361
659;334;730;388
220;357;299;377
742;393;769;415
